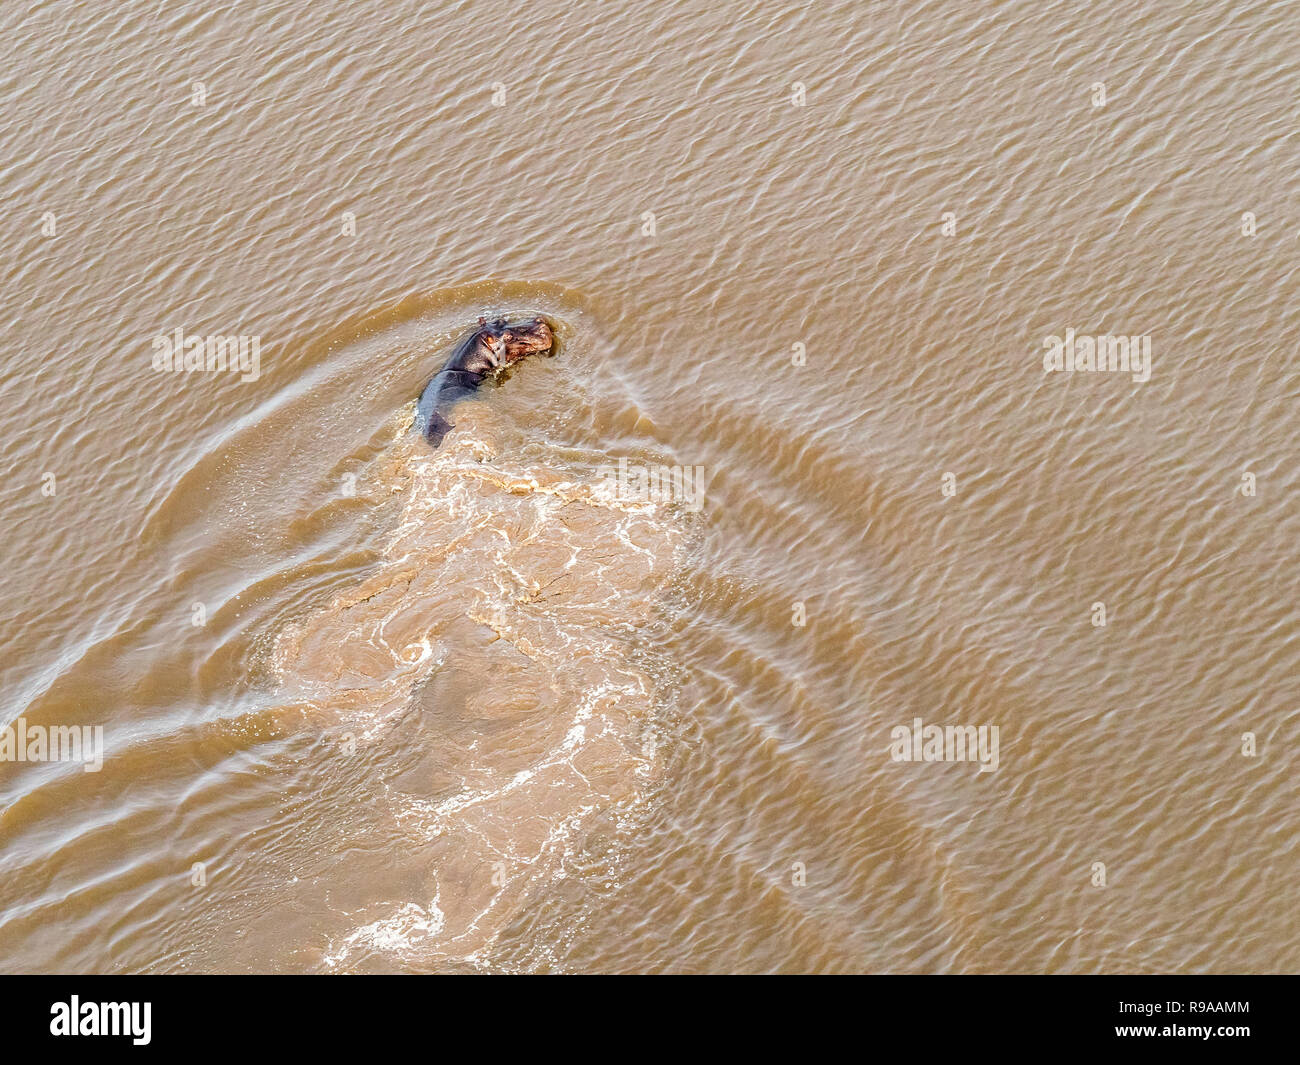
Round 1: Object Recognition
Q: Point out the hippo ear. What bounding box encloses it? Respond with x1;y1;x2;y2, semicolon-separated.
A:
477;316;487;326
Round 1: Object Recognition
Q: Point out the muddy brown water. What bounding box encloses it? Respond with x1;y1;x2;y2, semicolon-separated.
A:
0;0;1296;972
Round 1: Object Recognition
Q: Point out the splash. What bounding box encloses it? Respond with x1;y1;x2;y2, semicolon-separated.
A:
273;414;684;968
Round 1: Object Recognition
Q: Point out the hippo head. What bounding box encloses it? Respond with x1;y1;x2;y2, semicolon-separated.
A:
477;315;554;367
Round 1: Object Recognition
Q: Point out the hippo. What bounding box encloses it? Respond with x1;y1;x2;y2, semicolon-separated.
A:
415;315;554;447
